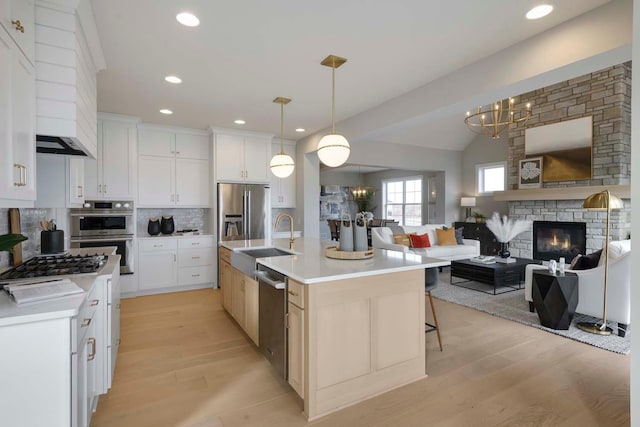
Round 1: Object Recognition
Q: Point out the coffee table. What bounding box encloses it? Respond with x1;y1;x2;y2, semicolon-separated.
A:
451;258;541;295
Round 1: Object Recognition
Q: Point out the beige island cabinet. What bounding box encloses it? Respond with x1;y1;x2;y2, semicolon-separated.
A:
219;238;449;420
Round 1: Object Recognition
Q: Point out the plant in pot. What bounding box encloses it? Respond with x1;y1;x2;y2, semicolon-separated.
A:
485;212;531;259
0;234;28;263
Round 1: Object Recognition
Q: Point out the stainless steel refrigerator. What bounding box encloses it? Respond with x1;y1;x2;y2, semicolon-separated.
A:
218;183;270;241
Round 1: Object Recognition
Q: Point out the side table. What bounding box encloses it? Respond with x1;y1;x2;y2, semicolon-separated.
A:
532;270;578;330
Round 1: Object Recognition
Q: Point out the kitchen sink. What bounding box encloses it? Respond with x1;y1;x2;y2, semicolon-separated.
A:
231;247;294;277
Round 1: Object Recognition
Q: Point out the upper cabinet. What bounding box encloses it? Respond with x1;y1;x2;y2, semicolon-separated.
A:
35;153;84;208
137;126;211;208
85;114;139;200
0;0;34;64
0;0;35;207
214;131;272;183
271;140;296;208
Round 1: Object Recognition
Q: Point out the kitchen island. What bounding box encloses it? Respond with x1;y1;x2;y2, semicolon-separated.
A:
219;237;449;420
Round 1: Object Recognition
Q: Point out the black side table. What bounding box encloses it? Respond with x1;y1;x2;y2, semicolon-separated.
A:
532;270;579;330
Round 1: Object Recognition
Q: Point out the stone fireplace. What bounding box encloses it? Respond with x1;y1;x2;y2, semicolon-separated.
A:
532;221;586;262
505;62;631;259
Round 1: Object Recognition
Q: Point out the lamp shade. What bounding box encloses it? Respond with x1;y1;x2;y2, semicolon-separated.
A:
317;134;350;167
270;153;295;178
583;190;623;210
460;197;477;207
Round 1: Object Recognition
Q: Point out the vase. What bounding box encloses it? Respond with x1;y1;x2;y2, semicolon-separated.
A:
499;242;510;258
160;216;175;235
147;218;160;235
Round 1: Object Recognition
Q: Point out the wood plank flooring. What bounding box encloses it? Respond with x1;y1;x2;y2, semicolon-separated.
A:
91;289;630;427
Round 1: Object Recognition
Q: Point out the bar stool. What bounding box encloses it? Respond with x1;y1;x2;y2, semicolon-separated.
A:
425;268;442;351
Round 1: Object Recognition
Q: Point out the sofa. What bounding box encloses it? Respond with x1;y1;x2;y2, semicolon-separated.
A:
371;223;480;261
524;243;631;336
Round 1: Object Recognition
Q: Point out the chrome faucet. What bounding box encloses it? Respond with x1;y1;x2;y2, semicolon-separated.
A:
275;213;295;249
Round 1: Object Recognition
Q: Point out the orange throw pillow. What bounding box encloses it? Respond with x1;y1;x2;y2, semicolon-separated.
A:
409;233;431;248
393;234;412;247
436;227;457;246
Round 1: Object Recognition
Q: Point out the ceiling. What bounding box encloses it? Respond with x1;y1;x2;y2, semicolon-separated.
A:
320;164;389;174
91;0;611;148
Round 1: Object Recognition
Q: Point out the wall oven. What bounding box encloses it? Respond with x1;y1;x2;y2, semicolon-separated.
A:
70;200;135;275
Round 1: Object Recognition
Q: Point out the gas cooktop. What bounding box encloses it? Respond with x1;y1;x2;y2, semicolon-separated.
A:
0;253;108;282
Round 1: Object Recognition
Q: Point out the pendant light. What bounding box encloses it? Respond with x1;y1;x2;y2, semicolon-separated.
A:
270;97;295;178
317;54;350;167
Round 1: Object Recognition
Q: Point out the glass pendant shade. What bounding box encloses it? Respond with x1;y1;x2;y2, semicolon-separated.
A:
317;134;350;167
270;153;295;178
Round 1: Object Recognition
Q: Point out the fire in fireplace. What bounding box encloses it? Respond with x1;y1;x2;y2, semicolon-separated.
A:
533;221;587;262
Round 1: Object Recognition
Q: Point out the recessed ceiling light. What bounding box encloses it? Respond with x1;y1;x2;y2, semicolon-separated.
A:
176;12;200;27
160;109;173;115
165;75;182;84
526;4;553;20
234;119;246;125
295;128;305;132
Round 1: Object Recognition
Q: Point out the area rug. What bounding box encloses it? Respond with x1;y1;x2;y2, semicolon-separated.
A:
431;273;631;355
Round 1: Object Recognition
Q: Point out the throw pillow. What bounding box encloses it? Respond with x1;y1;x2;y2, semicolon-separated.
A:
572;249;602;270
569;254;582;269
388;224;404;235
393;234;411;247
598;239;631;266
442;226;464;244
436;227;457;246
409;233;431;248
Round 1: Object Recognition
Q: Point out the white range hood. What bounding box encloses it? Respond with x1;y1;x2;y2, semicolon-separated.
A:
34;0;105;158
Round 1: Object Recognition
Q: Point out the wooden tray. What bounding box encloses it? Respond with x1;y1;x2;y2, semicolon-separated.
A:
325;246;374;260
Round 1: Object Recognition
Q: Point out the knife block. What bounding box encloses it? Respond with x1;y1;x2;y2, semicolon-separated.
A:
41;230;64;254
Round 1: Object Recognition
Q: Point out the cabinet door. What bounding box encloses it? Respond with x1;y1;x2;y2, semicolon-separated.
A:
68;156;85;206
215;133;244;182
138;251;177;290
175;158;209;206
84;120;101;199
138;129;174;157
220;260;232;312
244;275;259;346
243;136;270;183
10;46;35;201
101;120;135;199
1;0;34;64
175;133;209;160
288;301;304;398
231;268;245;327
86;319;97;425
0;29;12;198
138;156;174;207
77;332;89;427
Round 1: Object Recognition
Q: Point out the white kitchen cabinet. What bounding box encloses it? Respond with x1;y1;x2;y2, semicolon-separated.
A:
138;126;210;207
214;131;271;183
36;153;85;208
0;0;34;64
271;140;296;208
69;156;85;205
86;114;138;200
0;23;35;206
138;247;178;291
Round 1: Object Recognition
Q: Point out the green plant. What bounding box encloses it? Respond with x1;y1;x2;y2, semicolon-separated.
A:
472;211;487;221
0;234;28;253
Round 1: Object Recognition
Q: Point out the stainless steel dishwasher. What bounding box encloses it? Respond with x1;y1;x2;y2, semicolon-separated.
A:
255;264;287;380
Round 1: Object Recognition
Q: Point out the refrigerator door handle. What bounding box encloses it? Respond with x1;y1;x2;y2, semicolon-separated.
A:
246;189;251;238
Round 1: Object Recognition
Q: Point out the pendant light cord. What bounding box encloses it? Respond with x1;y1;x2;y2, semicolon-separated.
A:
331;65;336;134
280;102;285;155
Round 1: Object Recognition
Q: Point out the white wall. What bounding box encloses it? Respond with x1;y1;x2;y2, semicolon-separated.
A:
630;1;639;424
319;170;363;187
460;134;510;218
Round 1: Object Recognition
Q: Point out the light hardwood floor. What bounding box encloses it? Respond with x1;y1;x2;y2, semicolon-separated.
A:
91;289;630;427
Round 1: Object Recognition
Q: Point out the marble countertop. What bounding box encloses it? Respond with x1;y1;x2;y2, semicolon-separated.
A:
137;233;214;239
220;237;450;284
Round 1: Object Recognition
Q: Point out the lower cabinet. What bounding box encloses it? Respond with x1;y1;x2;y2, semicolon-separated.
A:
138;236;215;294
231;268;246;328
220;258;233;312
244;275;259;345
287;300;305;398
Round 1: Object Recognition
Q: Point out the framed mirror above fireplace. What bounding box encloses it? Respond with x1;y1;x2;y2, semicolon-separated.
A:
533;221;587;262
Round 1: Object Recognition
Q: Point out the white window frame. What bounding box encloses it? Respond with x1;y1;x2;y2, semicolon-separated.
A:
476;161;506;195
382;176;423;226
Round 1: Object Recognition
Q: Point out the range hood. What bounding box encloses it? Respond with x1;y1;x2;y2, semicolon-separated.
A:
36;136;89;156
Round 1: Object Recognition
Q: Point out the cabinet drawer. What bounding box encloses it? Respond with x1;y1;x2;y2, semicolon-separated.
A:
178;236;214;249
287;279;305;309
219;247;231;264
76;286;100;345
179;247;215;267
179;265;215;286
139;238;178;252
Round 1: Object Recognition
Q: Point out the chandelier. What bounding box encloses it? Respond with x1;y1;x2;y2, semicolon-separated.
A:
464;98;532;139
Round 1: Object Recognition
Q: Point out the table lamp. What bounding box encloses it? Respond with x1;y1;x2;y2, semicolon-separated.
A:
577;189;623;335
460;197;476;221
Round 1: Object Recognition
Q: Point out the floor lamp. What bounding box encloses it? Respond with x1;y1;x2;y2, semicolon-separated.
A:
577;189;623;335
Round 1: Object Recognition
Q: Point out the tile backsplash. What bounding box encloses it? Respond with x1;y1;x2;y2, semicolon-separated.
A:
0;208;57;269
137;208;211;236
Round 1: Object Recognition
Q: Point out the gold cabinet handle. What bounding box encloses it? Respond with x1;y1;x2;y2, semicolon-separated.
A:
287;290;298;297
90;299;99;306
87;338;96;361
78;185;83;198
191;256;200;259
11;20;24;33
191;273;200;278
81;318;91;327
13;164;26;186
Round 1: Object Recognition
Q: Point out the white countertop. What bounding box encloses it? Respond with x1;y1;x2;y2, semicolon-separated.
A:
137;233;214;239
0;248;120;327
220;237;450;284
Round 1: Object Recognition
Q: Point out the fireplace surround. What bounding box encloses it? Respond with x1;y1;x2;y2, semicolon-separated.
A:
533;221;586;262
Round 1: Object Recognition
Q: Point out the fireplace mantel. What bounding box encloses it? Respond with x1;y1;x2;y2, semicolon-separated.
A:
493;185;630;202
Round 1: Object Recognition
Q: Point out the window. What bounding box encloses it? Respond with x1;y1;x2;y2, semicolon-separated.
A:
383;177;422;226
476;162;506;194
